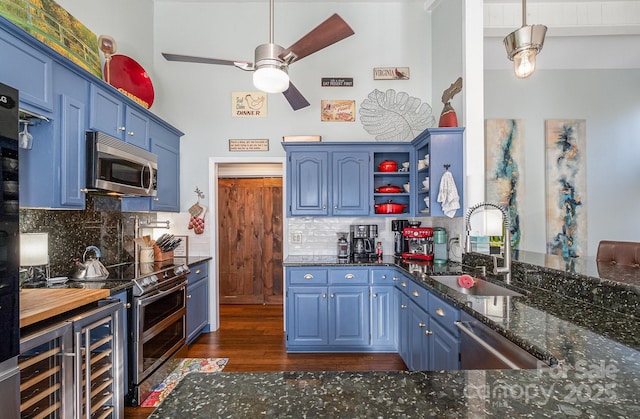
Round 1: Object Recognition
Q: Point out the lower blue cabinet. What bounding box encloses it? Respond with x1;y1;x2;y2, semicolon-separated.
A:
186;262;209;343
329;286;370;347
287;286;329;346
371;285;397;350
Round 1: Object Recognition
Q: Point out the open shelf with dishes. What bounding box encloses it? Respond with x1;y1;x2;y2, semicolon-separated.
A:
372;149;412;215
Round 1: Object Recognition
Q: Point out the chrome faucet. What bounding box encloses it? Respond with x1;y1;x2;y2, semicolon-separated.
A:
464;202;511;284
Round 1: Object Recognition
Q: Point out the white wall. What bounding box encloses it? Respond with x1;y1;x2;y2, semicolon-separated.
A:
152;1;433;210
484;69;640;256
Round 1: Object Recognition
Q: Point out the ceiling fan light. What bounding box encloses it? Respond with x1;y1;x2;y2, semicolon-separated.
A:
253;66;290;93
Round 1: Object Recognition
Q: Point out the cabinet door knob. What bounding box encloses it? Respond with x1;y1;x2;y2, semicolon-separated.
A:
401;304;407;309
425;330;433;336
345;273;354;279
322;293;327;299
392;276;399;281
330;294;335;299
435;308;445;317
303;274;314;280
372;293;378;298
401;281;407;287
127;131;134;136
187;295;192;299
118;126;126;131
412;290;419;297
418;322;426;328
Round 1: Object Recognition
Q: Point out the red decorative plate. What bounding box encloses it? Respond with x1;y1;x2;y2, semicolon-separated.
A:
104;54;155;109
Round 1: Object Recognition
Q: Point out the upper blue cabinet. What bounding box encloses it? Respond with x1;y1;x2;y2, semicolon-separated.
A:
1;16;183;211
282;128;464;218
283;144;370;217
89;84;150;150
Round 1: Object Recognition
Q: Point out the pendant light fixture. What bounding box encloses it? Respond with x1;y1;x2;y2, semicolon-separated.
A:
503;0;547;79
252;0;290;93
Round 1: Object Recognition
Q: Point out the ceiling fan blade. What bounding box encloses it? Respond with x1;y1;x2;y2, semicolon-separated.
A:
279;14;354;64
282;82;310;111
162;53;253;70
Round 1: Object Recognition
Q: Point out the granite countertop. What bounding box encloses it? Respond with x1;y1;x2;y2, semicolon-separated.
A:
152;366;640;418
20;256;212;295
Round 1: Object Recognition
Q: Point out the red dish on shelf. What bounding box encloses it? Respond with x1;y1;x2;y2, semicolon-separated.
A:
374;200;406;214
375;184;403;193
378;160;398;172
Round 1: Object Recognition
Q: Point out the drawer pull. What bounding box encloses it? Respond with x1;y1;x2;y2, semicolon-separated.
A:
345;273;355;279
401;281;407;287
195;269;201;274
303;274;314;280
412;290;419;297
435;308;445;317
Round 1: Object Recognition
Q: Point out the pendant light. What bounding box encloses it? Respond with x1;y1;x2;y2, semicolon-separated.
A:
503;0;547;79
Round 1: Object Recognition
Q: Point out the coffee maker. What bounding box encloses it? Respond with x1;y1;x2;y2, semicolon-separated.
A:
402;226;434;261
349;224;378;260
392;219;410;256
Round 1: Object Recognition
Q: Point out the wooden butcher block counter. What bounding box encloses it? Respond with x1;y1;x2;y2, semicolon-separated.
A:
20;288;111;328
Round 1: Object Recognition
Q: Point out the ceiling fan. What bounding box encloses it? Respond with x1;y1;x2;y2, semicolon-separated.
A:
162;0;354;111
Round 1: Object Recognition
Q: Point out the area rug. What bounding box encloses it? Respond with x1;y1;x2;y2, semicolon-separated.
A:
140;358;228;407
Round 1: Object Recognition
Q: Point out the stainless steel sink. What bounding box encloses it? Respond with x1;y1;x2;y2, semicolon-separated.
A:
430;275;523;297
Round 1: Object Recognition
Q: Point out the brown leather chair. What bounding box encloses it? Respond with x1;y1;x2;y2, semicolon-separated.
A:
596;240;640;267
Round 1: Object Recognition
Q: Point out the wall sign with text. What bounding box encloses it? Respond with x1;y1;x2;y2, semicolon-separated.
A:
373;67;410;80
229;139;270;151
232;92;267;118
321;78;354;87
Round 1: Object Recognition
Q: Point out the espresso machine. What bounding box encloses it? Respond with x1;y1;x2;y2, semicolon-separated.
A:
349;224;378;260
392;219;410;256
402;226;434;261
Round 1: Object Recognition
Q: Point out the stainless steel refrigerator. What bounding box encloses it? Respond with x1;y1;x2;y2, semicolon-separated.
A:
0;81;20;414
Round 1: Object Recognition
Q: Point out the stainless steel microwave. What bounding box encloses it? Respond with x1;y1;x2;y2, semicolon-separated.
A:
86;131;157;196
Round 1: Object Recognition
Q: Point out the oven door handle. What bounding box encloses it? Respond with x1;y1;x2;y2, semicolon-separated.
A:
137;280;186;306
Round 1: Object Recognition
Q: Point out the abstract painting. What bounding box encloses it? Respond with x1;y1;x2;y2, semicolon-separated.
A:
545;119;587;258
485;119;525;249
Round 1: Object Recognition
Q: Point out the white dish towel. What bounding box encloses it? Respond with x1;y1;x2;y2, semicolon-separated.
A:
437;171;460;218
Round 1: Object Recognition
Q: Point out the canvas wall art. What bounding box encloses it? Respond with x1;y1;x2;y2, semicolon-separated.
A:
545;119;587;258
0;0;102;78
485;119;524;249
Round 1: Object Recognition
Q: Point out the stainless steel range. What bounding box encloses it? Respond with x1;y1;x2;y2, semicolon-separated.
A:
128;263;190;405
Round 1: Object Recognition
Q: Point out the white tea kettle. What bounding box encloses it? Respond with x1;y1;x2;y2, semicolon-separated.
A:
71;246;109;280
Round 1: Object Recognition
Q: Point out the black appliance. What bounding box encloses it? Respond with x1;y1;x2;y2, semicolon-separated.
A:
86;130;158;197
349;224;378;260
391;219;410;256
0;82;20;415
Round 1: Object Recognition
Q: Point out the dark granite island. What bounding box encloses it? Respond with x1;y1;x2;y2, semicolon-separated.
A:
149;250;640;418
150;366;640;417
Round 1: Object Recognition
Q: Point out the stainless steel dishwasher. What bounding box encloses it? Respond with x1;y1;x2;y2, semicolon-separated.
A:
456;311;545;369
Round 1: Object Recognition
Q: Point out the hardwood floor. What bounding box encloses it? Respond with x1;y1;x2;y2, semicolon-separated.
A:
125;304;406;418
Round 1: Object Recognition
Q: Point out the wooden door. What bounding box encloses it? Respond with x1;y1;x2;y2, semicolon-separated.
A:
218;178;283;304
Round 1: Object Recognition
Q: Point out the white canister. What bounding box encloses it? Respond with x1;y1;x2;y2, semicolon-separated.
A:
140;246;154;263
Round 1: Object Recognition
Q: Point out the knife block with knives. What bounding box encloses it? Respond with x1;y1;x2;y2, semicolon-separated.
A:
153;245;174;262
152;233;183;261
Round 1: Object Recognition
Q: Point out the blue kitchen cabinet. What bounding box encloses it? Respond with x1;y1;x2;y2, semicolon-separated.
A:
370;285;397;350
395;269;461;371
412;128;464;217
329;286;370;347
20;63;89;209
287;151;328;216
0;16;54;116
121;121;181;212
287;286;329;347
331;151;370;216
408;301;431;371
89;84;150;149
186;262;209;343
284;145;370;217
